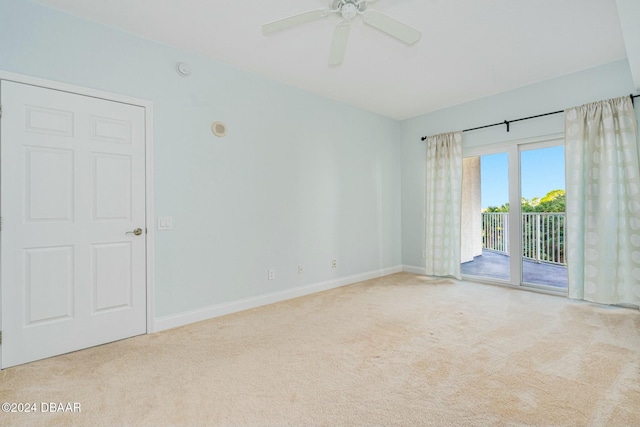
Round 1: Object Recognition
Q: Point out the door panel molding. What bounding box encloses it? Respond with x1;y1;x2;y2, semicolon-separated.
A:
0;70;155;368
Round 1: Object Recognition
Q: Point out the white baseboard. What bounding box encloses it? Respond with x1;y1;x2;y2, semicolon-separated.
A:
154;265;403;332
402;264;427;275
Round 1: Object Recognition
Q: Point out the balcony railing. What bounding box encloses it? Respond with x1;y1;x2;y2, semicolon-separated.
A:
482;212;566;265
482;212;509;254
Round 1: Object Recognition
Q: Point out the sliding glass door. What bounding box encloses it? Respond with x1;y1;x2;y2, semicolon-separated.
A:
460;137;568;292
520;145;567;289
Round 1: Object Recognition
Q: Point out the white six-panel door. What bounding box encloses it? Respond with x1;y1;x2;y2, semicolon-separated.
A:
1;81;147;368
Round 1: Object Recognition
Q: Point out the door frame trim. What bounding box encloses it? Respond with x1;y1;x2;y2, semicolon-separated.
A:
0;71;156;368
463;133;564;157
461;132;566;293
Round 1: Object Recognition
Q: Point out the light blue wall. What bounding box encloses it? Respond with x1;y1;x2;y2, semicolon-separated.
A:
402;60;640;268
400;60;639;269
0;0;402;318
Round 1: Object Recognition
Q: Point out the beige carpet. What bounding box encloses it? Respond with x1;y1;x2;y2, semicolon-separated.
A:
1;273;639;427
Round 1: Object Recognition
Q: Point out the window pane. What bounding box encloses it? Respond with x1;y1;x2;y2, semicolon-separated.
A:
520;146;567;289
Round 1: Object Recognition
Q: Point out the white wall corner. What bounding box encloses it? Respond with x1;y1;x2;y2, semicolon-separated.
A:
402;265;427;275
616;0;640;91
153;265;403;332
461;157;482;263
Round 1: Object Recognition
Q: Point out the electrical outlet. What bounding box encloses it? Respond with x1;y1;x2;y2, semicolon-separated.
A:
268;269;275;280
331;259;337;268
297;265;304;275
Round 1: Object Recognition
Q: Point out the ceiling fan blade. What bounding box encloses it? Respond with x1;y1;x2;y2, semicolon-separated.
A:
328;21;351;66
262;9;330;34
362;10;421;44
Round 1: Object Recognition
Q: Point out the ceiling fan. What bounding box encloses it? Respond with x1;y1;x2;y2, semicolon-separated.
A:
262;0;421;66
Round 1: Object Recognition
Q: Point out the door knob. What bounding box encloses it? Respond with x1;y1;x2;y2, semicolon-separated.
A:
126;228;143;236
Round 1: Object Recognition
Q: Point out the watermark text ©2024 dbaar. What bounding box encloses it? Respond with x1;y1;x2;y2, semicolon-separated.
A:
2;402;81;413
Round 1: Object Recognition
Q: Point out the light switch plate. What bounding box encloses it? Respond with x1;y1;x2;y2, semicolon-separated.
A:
158;216;173;230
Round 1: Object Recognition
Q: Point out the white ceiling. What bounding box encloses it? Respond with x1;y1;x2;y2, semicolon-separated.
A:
32;0;633;120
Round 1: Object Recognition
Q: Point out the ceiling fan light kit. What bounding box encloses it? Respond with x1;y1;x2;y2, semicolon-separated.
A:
262;0;421;66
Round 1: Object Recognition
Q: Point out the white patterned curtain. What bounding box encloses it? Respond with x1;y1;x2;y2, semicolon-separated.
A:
565;96;640;305
425;132;463;279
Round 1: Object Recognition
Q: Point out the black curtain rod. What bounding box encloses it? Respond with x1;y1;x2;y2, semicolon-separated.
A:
420;93;640;141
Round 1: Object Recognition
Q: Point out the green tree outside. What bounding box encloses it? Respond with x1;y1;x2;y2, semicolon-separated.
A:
483;189;565;213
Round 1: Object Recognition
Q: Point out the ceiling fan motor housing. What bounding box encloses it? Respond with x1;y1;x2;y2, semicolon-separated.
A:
332;0;369;17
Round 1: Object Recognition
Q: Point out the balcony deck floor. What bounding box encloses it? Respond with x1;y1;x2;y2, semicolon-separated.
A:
461;249;568;289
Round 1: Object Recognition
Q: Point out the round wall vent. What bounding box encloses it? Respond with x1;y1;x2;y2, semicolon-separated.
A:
211;121;227;137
